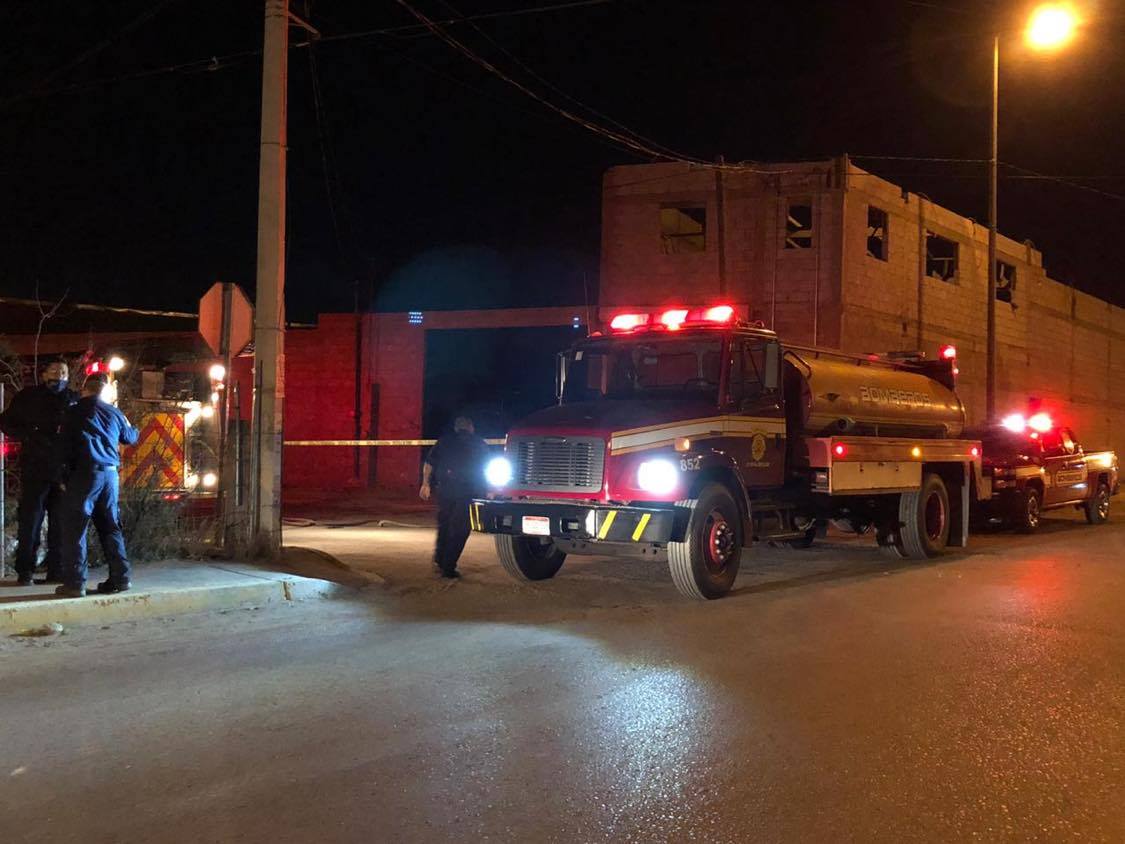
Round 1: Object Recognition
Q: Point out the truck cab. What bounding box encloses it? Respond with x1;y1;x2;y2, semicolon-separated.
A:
472;306;982;600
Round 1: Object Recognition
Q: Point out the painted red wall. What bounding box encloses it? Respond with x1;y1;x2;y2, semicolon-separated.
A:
282;308;580;495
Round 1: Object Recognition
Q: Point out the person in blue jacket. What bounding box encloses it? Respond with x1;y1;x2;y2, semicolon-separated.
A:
55;372;140;598
0;359;77;585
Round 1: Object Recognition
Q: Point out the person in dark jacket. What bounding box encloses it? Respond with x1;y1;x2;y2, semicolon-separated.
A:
55;372;140;598
419;416;489;578
0;359;77;585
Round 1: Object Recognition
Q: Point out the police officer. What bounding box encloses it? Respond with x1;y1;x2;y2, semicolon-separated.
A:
0;359;77;585
55;372;139;598
419;416;489;579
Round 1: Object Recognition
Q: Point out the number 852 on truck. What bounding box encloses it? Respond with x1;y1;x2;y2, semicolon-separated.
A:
471;306;984;600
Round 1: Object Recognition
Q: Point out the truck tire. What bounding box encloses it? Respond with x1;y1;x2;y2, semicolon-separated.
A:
1084;481;1111;525
668;484;743;600
897;473;950;559
495;535;566;581
1014;486;1042;533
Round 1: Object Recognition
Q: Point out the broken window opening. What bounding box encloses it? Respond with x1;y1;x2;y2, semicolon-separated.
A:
925;232;958;282
660;206;706;254
867;206;888;261
996;260;1016;304
785;202;813;249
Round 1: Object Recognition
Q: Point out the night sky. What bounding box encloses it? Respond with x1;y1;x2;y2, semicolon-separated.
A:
2;0;1123;323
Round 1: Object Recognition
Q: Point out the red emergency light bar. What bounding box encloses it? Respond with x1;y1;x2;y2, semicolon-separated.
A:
86;361;103;375
609;305;736;333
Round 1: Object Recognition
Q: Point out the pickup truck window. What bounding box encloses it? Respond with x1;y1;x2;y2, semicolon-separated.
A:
564;339;723;403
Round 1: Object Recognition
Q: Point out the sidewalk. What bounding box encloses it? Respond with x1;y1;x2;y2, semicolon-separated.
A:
0;552;364;634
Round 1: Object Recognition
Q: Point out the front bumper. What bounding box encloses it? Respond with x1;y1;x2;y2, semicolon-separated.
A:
470;499;683;548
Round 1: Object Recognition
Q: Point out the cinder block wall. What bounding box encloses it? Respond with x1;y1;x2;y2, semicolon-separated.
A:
601;158;1125;454
838;161;1125;454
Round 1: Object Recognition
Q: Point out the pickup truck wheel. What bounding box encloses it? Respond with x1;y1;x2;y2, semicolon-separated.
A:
668;484;743;600
495;535;566;581
1014;487;1042;533
1084;482;1111;525
898;473;950;559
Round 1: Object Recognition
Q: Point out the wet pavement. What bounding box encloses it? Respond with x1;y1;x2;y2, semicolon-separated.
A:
2;512;1124;841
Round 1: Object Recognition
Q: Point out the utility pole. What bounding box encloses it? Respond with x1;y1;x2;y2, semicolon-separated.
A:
251;0;290;554
986;33;999;422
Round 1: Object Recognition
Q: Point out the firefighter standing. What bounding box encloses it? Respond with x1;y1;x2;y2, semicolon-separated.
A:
0;359;77;585
420;416;489;578
55;372;139;598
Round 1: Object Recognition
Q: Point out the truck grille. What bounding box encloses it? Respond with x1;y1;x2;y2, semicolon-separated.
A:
510;436;605;493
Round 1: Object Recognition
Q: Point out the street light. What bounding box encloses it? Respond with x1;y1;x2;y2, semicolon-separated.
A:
1026;4;1079;51
986;3;1079;420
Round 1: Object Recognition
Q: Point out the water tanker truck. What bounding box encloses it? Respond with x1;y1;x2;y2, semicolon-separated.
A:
471;306;983;599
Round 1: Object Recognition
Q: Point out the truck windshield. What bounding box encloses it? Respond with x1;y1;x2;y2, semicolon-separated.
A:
563;338;723;403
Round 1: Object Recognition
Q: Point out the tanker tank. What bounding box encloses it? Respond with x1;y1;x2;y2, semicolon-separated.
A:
783;350;965;438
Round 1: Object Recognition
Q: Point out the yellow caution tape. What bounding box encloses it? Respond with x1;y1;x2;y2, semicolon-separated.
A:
284;438;506;447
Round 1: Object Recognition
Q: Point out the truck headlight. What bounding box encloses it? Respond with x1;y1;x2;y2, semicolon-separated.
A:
485;456;513;487
637;459;678;495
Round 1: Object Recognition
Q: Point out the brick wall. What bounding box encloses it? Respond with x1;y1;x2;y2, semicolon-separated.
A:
601;158;1125;455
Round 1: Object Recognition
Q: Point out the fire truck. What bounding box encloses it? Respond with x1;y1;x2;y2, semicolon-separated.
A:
971;412;1118;532
470;305;983;599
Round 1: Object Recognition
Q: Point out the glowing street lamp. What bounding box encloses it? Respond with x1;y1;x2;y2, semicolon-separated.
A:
1025;4;1079;51
986;3;1080;420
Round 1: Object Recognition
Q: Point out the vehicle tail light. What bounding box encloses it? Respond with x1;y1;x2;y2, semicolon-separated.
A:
833;443;847;458
970;446;980;458
659;309;690;329
940;344;957;360
609;313;650;331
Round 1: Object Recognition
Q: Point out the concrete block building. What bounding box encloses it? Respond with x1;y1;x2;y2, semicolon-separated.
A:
600;157;1125;453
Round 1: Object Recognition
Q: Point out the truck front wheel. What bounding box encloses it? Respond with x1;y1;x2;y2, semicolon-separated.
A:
495;535;566;581
668;484;743;600
897;473;950;559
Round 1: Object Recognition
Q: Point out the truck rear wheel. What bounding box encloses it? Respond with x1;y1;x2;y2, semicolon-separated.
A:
897;473;950;558
495;535;566;581
1084;481;1111;525
668;484;743;600
1014;486;1042;533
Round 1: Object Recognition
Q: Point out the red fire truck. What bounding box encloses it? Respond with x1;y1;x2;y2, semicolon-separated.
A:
470;306;984;599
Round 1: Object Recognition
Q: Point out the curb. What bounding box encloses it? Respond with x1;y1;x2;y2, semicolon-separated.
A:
1;578;345;634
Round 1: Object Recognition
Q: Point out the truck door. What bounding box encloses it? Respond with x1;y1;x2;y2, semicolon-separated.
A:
728;339;786;488
1042;428;1085;505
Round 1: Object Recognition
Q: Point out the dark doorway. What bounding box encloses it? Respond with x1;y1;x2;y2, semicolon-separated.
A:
422;325;581;440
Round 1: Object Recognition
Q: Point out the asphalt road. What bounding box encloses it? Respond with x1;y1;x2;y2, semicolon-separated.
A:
3;513;1124;842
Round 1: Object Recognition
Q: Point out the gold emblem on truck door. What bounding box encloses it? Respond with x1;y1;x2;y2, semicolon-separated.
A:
751;433;768;462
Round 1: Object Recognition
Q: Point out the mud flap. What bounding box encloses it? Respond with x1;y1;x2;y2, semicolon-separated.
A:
947;460;970;548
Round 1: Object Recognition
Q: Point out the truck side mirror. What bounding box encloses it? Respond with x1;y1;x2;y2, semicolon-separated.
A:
763;342;780;392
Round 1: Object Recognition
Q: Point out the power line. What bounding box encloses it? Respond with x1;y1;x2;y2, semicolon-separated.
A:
1001;162;1125;204
318;0;616;45
393;0;702;163
5;0;617;109
1;0;180;109
430;0;688;162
